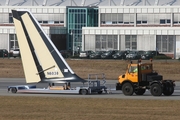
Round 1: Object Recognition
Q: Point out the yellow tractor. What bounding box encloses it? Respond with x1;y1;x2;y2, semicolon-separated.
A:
116;60;175;96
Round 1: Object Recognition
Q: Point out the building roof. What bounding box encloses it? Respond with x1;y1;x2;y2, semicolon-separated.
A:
0;0;179;6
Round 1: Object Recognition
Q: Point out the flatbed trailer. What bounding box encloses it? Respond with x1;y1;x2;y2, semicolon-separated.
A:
8;74;107;95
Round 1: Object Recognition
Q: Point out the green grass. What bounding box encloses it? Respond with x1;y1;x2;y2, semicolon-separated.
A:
0;96;180;120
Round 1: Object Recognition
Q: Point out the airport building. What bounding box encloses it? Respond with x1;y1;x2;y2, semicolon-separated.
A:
0;0;180;58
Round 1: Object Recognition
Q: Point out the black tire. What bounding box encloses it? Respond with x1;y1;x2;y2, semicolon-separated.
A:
150;83;162;96
11;87;17;93
122;82;134;96
135;89;146;95
163;81;174;96
98;91;102;94
81;89;87;95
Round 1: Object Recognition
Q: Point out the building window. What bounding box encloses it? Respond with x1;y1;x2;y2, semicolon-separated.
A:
101;21;105;24
100;13;134;25
160;19;170;24
54;21;59;24
118;21;123;24
0;13;9;23
137;14;148;25
137;13;171;25
124;22;129;24
112;21;117;24
9;34;18;50
9;13;13;23
137;21;141;24
167;19;171;23
95;35;118;50
160;19;166;24
60;21;64;23
156;35;175;52
38;21;42;24
142;21;147;24
125;35;137;50
174;14;180;24
43;21;48;24
34;13;64;25
48;21;54;24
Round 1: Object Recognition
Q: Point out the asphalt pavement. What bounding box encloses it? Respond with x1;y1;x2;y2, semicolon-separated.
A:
1;78;180;100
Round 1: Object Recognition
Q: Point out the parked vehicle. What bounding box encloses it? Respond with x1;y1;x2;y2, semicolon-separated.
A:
112;50;130;59
0;49;8;57
126;51;142;60
137;50;146;56
141;50;159;60
89;51;105;59
59;50;72;58
101;50;118;59
79;50;94;58
11;49;20;58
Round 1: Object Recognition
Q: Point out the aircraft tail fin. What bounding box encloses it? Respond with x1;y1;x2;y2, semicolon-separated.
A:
12;9;86;83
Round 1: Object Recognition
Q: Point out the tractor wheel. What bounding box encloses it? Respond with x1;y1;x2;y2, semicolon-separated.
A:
81;89;87;95
163;81;174;96
122;82;134;96
150;83;162;96
11;87;17;93
135;89;146;95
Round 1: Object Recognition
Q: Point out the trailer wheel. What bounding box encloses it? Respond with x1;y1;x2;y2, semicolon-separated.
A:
11;87;17;93
122;82;134;96
150;83;162;96
81;89;87;95
135;89;146;95
163;81;174;96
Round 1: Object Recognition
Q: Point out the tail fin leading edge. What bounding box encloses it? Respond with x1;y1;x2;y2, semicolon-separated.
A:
12;9;86;83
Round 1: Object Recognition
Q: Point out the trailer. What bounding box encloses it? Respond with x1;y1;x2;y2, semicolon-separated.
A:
8;73;107;95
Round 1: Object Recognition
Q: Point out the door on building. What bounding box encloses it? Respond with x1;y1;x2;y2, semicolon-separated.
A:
51;34;67;50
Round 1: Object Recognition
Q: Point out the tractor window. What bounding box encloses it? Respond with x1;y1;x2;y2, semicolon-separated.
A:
129;66;137;73
141;66;146;70
141;65;151;70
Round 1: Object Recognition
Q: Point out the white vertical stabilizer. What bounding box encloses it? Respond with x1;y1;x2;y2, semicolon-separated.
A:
12;9;86;83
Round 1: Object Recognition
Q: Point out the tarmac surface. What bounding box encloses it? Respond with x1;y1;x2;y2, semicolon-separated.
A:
1;78;180;100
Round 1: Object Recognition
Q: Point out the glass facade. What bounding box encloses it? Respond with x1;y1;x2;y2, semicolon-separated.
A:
67;7;98;51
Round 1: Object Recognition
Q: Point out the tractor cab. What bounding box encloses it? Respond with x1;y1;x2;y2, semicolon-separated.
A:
116;59;175;96
119;60;156;84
